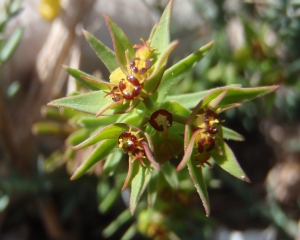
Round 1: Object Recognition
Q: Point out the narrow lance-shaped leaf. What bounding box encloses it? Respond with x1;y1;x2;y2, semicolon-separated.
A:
157;41;214;103
64;66;110;91
83;30;118;73
167;86;278;109
0;27;23;64
130;162;153;214
147;169;159;207
48;90;112;115
150;0;173;58
222;126;245;141
72;123;128;150
105;15;135;75
71;139;117;180
210;137;250;182
187;160;210;216
161;161;179;189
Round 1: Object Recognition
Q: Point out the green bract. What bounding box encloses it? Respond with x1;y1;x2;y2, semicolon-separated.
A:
47;0;278;217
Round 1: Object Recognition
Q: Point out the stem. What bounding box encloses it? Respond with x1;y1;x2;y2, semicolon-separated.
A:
173;114;188;125
142;97;154;111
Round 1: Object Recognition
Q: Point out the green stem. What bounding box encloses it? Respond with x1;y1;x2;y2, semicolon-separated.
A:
142;97;154;111
173;114;188;125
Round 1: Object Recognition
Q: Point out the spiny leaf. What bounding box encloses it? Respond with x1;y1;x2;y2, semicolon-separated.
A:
167;85;279;109
187;160;210;216
157;41;214;102
211;137;250;182
71;139;117;180
130;162;153;214
105;15;135;75
83;30;118;73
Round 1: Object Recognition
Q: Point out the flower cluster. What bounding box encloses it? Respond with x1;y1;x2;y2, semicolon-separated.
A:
47;0;277;217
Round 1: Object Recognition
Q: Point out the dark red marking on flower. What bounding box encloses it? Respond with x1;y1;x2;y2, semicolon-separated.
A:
133;148;145;159
119;76;141;100
203;109;220;134
197;136;215;153
149;109;173;131
130;58;140;73
118;132;138;152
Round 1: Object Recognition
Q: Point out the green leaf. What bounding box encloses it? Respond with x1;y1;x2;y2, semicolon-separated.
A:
157;41;214;102
71;139;117;180
32;122;72;135
161;161;179;189
187;160;210;216
150;0;173;57
147;169;158;207
144;40;179;95
103;150;123;176
211;138;250;182
222;126;244;141
48;90;134;117
105;15;135;74
0;27;23;64
66;128;91;146
121;224;137;240
48;90;112;115
72;123;127;150
43;150;65;172
167;85;278;109
130;162;153;214
64;66;107;91
99;186;121;213
102;208;132;238
76;114;120;128
83;30;118;73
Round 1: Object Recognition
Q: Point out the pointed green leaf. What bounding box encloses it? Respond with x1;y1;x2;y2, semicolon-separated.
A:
76;114;120;128
72;123;128;150
167;86;278;109
222;126;244;141
130;162;153;214
48;90;112;114
105;15;135;74
149;0;173;57
71;139;117;180
123;158;140;190
157;41;214;102
64;66;101;90
99;186;121;213
66;128;91;146
102;208;132;238
187;160;210;216
161;161;179;189
147;169;159;207
144;40;179;94
48;90;135;116
0;27;23;64
103;150;123;176
121;224;137;240
83;30;118;72
211;138;250;182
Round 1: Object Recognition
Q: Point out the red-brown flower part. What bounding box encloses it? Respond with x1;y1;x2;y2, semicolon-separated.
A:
119;75;142;100
118;131;139;153
149;109;173;132
203;110;220;134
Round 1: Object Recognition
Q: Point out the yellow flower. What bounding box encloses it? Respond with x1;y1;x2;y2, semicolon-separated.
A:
39;0;61;21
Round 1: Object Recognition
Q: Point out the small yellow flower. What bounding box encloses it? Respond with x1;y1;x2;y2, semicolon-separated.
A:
39;0;61;21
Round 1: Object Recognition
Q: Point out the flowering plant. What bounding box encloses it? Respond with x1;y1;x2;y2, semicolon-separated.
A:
47;0;277;217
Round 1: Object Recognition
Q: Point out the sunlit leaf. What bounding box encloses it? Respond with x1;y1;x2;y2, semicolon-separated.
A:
211;137;250;182
103;150;123;176
222;126;244;141
71;139;117;180
167;86;278;109
157;41;214;102
105;15;135;74
187;160;210;216
130;162;153;214
83;30;118;72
